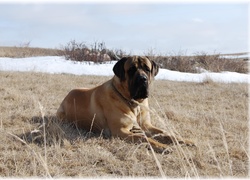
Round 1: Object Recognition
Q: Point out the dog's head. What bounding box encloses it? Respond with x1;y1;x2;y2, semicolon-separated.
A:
113;56;159;100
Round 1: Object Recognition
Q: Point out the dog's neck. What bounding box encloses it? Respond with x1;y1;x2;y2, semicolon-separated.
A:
111;79;139;109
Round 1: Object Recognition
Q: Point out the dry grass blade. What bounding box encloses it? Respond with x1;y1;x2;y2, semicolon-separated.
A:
218;119;233;176
207;143;223;176
38;102;50;178
143;134;166;178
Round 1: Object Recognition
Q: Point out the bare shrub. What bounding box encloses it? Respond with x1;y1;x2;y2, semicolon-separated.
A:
223;60;248;73
154;55;196;73
62;40;88;61
62;40;123;63
152;52;248;74
195;52;248;74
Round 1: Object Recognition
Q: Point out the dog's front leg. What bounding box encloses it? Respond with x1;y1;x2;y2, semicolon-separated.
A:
138;108;195;147
143;124;196;146
119;127;173;154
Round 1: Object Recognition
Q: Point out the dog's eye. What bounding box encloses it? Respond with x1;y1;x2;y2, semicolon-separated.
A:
128;66;136;75
145;66;150;72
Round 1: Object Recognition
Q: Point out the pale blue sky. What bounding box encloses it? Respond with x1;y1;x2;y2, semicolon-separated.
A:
0;2;248;55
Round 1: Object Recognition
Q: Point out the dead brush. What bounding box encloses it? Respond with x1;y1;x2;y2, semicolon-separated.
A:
153;55;196;73
61;40;123;63
153;52;248;74
195;52;248;73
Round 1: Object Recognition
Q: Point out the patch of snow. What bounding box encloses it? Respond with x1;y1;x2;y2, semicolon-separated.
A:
0;56;249;84
220;53;249;60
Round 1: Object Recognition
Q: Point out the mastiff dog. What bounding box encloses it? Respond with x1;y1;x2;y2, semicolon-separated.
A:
57;56;194;152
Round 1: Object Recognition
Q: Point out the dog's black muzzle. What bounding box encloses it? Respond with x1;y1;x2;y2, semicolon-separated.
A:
130;74;149;100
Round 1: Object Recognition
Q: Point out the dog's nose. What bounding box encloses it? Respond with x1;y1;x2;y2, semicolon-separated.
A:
140;75;148;83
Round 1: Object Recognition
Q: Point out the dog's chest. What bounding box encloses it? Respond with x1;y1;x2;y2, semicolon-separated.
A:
132;105;141;117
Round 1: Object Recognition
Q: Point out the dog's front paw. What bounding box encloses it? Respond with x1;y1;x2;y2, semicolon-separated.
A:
152;134;173;144
130;126;143;134
152;134;196;147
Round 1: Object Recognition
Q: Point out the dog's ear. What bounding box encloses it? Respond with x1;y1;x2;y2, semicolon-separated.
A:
151;60;159;77
113;57;127;81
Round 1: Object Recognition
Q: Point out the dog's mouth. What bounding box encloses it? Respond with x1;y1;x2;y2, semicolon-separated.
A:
129;75;149;100
132;86;148;100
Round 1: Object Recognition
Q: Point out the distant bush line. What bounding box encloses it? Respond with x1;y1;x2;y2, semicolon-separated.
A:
151;53;248;74
61;40;248;74
0;40;248;74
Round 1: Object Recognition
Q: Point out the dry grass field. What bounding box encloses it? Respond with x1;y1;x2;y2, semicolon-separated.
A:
0;46;62;58
0;71;248;178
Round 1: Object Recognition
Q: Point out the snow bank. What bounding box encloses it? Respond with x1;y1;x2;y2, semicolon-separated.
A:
220;53;249;60
0;56;249;84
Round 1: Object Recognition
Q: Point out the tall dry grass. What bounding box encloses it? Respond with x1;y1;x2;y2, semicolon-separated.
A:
0;71;248;177
0;46;63;58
